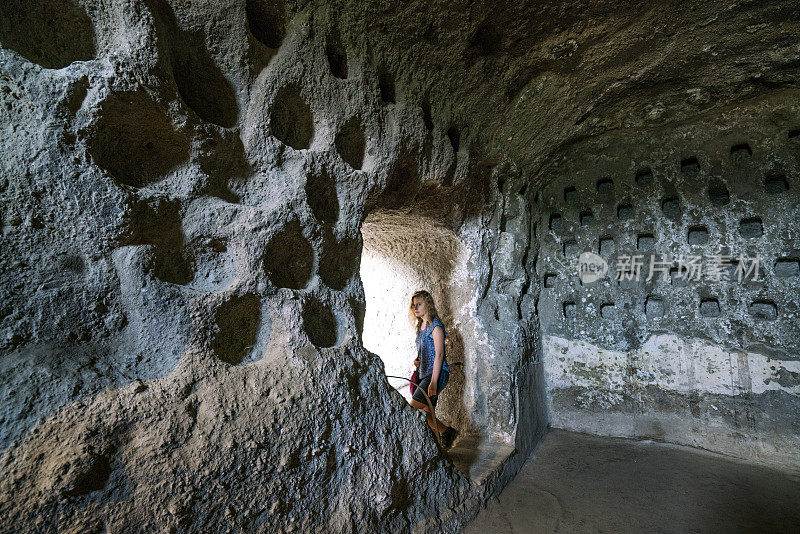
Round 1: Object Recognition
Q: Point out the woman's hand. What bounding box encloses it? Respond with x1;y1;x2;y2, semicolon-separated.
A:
413;358;420;368
428;380;437;398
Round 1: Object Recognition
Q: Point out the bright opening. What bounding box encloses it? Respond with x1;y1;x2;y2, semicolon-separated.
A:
359;210;467;410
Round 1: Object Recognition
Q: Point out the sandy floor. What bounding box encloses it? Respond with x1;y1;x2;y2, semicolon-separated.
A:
463;429;800;534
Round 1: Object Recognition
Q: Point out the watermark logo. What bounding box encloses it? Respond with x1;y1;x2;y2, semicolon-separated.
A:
578;252;608;284
576;252;763;283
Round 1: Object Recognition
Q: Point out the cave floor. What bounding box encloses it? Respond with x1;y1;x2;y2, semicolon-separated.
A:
448;433;516;485
462;429;800;534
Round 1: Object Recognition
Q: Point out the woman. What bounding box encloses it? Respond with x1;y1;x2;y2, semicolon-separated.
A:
408;290;458;449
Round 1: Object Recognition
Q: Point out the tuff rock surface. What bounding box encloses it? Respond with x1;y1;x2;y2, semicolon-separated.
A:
0;0;798;531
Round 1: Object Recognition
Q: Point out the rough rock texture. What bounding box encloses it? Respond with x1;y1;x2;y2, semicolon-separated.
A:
0;0;542;531
0;0;798;531
538;95;800;468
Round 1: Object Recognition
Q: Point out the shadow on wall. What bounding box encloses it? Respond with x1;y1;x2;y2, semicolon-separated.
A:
0;0;96;69
359;209;469;432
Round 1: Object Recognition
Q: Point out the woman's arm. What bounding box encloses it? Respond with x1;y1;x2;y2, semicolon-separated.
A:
428;326;445;397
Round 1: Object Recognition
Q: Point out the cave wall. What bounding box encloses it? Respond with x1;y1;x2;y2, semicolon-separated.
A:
0;0;546;531
536;93;800;469
2;0;798;530
468;164;545;446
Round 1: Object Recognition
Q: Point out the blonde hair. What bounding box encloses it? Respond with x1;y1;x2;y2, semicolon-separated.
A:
408;290;440;331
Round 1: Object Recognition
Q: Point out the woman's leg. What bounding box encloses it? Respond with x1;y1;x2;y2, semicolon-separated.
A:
409;399;449;433
410;374;452;437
